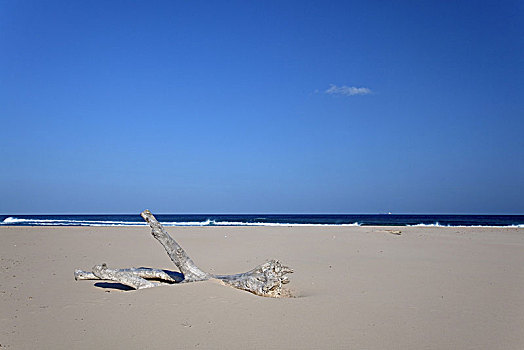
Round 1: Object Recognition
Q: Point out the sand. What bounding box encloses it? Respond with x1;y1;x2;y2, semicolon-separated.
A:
1;225;523;349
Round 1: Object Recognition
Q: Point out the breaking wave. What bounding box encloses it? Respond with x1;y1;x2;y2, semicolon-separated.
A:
1;217;146;226
210;221;361;227
0;216;360;227
2;215;522;227
408;222;524;228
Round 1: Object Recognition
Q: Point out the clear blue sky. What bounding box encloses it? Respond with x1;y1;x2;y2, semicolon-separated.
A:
1;1;522;214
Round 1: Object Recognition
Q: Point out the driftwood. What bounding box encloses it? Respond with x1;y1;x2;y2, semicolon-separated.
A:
74;210;293;297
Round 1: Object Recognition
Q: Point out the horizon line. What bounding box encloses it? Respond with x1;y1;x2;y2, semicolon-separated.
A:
2;212;523;216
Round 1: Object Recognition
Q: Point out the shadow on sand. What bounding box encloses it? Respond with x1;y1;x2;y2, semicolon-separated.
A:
94;282;135;291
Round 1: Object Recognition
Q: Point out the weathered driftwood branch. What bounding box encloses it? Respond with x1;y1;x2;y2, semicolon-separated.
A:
140;210;210;282
214;260;293;297
74;210;293;297
92;263;161;289
74;267;182;283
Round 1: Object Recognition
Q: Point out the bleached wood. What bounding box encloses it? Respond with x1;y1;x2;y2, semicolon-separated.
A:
74;269;97;280
140;210;210;282
74;210;293;297
92;263;160;289
74;267;182;283
214;260;293;297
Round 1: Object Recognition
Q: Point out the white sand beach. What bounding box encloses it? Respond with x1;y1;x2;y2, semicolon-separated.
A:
1;225;523;349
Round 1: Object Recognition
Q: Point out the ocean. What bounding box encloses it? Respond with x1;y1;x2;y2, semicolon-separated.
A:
1;214;523;227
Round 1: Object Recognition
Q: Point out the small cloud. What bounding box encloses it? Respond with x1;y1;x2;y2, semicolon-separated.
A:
325;84;372;96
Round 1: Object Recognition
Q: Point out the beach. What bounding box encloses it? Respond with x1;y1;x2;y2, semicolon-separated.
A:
1;225;523;349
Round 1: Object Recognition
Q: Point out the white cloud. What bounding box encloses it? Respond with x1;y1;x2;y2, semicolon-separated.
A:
325;84;372;96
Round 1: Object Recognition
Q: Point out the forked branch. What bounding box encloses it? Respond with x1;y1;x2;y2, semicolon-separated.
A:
74;210;293;297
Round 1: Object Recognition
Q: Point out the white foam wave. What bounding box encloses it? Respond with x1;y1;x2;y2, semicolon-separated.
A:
408;222;442;227
162;220;212;226
2;217;521;228
408;222;524;228
1;217;146;226
211;221;361;227
1;217;360;227
2;217;18;224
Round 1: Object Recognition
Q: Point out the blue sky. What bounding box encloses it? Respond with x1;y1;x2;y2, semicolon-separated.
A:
1;1;523;214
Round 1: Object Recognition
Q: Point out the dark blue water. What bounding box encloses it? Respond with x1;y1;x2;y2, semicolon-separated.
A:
1;214;523;227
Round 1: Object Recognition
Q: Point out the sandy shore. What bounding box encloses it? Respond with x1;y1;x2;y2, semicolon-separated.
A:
1;225;523;349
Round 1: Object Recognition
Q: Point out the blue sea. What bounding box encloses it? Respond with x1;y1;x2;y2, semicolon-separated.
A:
1;214;523;227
